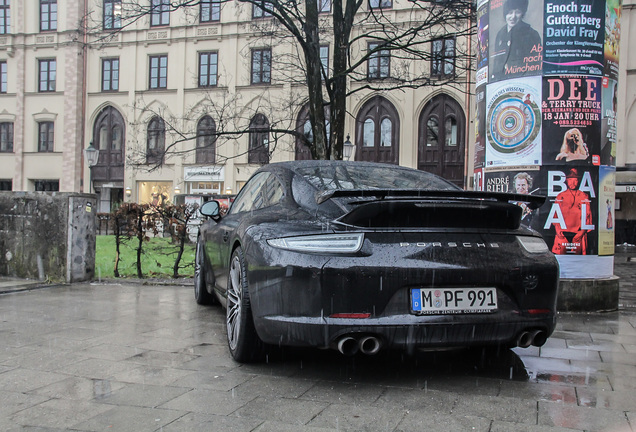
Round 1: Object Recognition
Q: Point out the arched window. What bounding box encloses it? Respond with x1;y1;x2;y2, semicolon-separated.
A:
418;94;465;187
355;96;400;164
147;116;165;164
249;114;269;164
196;115;216;164
295;103;330;160
92;105;126;182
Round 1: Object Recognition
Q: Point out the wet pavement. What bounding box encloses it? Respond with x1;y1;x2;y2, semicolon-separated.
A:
0;251;635;431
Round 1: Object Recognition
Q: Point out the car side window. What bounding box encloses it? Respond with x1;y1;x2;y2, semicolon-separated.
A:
228;172;270;215
262;175;284;207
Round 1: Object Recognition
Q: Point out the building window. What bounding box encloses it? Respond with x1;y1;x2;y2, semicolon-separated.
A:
249;114;269;164
369;0;392;9
38;59;56;92
319;0;331;13
150;0;170;27
0;180;11;190
0;60;6;93
38;121;54;152
40;0;57;32
147;116;165;164
251;48;271;84
200;0;220;22
149;55;167;89
198;52;218;87
0;122;12;152
0;0;9;34
93;106;126;181
252;0;272;18
355;96;400;164
34;180;59;191
102;58;119;91
103;0;122;30
367;42;390;79
432;37;455;77
196;116;216;164
320;45;329;79
295;103;330;161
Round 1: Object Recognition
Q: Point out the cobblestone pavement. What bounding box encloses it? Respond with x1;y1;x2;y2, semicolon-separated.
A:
0;252;634;431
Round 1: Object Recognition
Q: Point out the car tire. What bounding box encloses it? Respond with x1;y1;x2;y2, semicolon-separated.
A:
194;238;216;305
226;247;265;363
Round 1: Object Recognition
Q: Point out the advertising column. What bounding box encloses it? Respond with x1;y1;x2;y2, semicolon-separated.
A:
475;0;621;279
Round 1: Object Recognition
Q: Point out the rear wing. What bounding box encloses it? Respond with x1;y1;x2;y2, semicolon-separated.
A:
316;189;546;209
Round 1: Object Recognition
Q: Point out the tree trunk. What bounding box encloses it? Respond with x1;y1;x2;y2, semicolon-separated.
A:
136;208;144;279
329;0;356;160
303;0;329;160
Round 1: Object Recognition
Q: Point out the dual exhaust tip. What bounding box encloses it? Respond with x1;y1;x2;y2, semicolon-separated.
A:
337;330;546;354
336;335;382;356
516;329;548;348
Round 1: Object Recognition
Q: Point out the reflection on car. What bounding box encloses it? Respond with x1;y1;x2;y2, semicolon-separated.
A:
194;161;559;363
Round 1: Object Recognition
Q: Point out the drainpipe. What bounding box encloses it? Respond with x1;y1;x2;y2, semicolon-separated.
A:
81;0;89;192
464;12;473;191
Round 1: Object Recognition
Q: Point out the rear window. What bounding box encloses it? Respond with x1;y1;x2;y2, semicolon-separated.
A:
294;163;459;193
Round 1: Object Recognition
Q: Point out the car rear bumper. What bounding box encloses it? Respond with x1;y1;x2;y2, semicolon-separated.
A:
255;312;556;350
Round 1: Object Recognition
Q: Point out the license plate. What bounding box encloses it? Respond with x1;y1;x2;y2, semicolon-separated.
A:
411;287;497;315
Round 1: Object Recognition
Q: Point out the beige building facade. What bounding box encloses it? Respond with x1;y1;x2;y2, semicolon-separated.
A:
0;0;474;213
0;0;634;241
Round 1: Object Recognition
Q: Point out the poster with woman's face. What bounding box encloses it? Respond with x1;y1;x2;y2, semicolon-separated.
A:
541;76;602;166
489;0;544;83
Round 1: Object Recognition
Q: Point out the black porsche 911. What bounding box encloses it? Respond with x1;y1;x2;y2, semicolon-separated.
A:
194;161;559;362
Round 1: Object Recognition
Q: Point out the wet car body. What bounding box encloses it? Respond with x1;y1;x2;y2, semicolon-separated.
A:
195;161;559;362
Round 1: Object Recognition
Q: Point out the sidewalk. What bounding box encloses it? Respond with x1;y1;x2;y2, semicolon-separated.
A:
0;277;48;294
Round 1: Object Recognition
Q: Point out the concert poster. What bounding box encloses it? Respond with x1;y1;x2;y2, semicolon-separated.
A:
541;76;602;165
598;165;616;256
540;166;598;256
543;0;605;76
600;77;618;165
477;3;490;72
473;168;485;192
603;0;621;80
474;86;487;169
486;77;542;167
483;166;542;228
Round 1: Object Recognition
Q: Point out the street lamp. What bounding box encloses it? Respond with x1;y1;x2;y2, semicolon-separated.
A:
343;134;354;161
84;142;99;194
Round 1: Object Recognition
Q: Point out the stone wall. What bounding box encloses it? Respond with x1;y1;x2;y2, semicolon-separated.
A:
0;192;96;283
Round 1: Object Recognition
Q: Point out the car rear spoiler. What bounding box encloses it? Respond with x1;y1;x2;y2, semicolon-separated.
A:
316;189;546;209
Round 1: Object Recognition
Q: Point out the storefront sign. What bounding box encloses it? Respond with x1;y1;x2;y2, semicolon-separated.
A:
184;166;225;181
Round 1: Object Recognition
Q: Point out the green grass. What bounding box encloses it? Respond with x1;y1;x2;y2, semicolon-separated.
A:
95;235;195;279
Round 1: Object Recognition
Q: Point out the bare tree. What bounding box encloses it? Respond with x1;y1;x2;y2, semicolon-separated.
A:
85;0;475;161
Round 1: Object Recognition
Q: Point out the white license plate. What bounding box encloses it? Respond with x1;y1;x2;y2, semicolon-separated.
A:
411;287;497;315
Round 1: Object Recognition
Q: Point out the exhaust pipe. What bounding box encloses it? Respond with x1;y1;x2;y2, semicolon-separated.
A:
337;337;359;356
516;331;533;348
359;336;382;355
531;330;548;347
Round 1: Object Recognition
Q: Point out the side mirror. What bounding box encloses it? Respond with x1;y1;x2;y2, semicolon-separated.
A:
200;200;221;221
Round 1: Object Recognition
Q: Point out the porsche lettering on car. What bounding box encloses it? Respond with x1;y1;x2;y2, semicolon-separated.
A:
193;161;559;363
